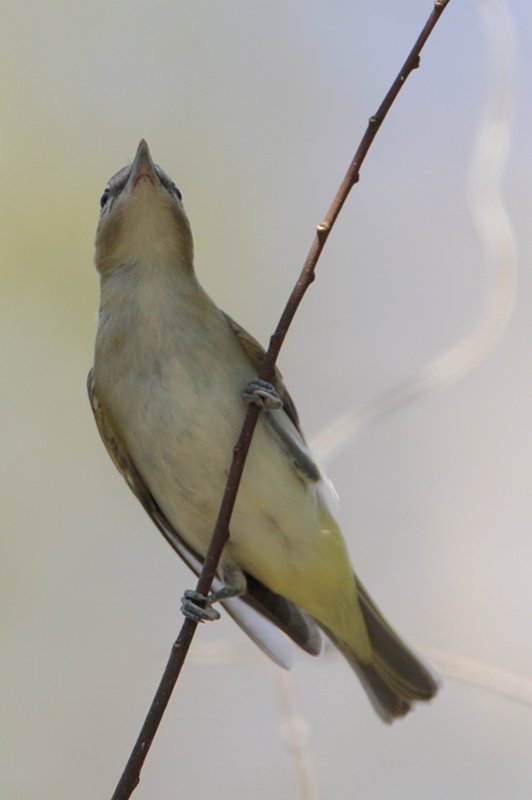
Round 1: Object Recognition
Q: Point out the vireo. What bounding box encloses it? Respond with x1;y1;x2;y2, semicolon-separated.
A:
88;139;438;721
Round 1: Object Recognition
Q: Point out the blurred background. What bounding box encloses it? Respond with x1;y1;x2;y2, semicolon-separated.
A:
2;1;532;797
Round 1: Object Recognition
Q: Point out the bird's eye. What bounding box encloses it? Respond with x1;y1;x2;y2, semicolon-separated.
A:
171;183;183;201
100;189;111;210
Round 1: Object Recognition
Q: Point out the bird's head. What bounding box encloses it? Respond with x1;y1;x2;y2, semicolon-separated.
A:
94;139;193;275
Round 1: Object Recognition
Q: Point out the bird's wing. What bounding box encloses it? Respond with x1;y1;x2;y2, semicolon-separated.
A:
224;313;326;484
222;312;302;433
87;368;322;666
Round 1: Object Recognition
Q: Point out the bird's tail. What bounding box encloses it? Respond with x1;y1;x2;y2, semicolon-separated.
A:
319;575;439;722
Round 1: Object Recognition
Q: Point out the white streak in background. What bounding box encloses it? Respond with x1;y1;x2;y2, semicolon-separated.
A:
191;643;322;798
311;0;517;467
425;648;532;709
271;666;322;800
190;640;532;710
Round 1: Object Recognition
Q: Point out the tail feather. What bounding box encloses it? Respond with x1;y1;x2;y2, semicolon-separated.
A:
319;576;439;722
357;577;438;700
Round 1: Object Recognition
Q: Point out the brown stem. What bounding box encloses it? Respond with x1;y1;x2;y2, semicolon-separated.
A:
110;2;452;797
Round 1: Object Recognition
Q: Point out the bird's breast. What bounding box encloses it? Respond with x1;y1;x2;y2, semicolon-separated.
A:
95;274;256;527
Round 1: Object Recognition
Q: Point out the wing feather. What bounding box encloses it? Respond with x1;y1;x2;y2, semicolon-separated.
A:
222;312;302;434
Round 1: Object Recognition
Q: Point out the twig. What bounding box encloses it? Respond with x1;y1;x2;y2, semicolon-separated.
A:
311;0;517;467
110;2;452;798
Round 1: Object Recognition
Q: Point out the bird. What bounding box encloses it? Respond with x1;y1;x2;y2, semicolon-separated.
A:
88;139;438;722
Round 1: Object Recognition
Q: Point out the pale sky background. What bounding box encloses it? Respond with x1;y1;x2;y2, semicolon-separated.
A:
2;1;532;798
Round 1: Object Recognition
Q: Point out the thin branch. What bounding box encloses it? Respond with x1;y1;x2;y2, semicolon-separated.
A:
110;2;452;798
311;0;517;467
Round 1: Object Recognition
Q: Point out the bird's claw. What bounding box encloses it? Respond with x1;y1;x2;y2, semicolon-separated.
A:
181;589;221;623
242;379;282;410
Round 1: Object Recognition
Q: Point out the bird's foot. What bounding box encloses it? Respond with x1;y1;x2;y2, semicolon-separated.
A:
242;379;282;410
180;586;243;623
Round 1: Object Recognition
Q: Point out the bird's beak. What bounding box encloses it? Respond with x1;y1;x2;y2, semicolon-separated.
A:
127;139;159;190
